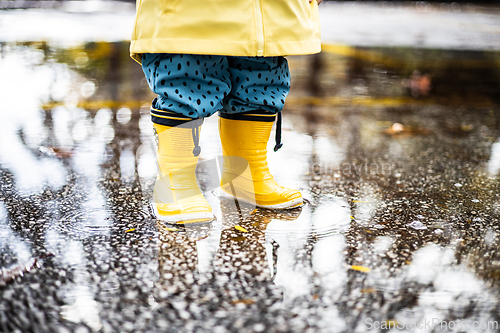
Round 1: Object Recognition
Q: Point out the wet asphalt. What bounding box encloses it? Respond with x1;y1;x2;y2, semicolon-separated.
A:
1;32;500;333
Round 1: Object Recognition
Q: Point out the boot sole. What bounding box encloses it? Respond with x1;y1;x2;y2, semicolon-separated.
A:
216;188;304;210
151;203;216;224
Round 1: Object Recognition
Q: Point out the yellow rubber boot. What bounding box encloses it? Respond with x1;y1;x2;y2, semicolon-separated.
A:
153;122;214;223
218;117;303;209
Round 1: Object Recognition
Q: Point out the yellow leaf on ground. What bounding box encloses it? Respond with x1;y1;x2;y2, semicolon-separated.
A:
361;288;376;293
230;299;255;305
125;228;135;233
350;265;371;273
235;225;248;232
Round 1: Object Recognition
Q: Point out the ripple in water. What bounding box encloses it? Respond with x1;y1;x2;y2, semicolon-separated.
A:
57;207;151;238
266;197;351;240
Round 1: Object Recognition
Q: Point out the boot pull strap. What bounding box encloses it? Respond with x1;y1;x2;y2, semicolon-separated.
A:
192;125;201;157
270;239;280;282
273;111;283;152
149;100;202;156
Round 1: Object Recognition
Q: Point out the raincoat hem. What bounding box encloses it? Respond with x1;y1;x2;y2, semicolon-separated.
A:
130;39;321;64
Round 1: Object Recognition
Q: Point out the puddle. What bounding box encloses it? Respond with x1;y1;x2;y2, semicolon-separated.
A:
1;40;500;332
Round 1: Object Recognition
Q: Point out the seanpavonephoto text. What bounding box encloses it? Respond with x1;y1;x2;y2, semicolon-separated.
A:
365;318;499;330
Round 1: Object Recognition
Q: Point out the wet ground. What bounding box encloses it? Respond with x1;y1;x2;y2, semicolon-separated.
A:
2;6;500;333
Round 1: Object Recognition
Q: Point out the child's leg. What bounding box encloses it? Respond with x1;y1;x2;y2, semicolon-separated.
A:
142;54;233;223
142;53;231;120
218;56;303;209
222;56;289;115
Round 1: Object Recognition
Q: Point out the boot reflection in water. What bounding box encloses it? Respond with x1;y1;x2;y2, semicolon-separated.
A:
155;222;210;299
151;201;304;330
214;198;302;287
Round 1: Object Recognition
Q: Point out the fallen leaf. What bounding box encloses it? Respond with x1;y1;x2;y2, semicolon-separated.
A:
235;225;248;232
230;299;255;305
361;288;376;294
125;228;135;233
350;265;371;273
39;146;73;158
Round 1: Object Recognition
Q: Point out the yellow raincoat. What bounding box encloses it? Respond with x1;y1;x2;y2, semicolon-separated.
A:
130;0;321;63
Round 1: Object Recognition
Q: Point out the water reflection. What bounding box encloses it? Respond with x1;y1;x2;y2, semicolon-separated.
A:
1;41;500;332
150;201;305;332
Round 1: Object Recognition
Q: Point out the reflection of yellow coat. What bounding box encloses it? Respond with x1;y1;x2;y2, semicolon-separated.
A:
130;0;321;63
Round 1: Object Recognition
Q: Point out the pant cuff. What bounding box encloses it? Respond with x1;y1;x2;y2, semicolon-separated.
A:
150;98;203;127
218;110;276;122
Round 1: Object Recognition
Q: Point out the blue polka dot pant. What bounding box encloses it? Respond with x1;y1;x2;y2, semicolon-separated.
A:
142;54;290;122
